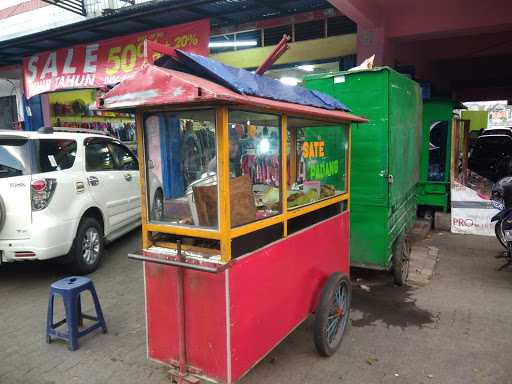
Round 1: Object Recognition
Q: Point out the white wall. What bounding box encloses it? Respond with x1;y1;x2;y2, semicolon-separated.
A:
0;0;29;11
0;5;85;41
0;0;154;41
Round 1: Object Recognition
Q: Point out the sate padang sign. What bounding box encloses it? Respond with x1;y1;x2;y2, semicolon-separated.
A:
23;19;210;98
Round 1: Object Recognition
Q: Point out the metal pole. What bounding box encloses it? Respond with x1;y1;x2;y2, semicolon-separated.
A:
255;35;291;75
462;120;470;184
176;240;188;383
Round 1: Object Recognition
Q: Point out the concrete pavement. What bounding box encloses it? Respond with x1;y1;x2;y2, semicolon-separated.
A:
1;231;511;384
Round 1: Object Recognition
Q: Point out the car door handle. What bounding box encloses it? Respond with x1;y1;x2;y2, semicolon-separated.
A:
87;176;99;186
124;173;132;181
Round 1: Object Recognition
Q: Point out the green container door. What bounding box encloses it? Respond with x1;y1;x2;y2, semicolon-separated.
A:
329;71;390;207
305;68;421;269
417;100;455;211
388;70;422;212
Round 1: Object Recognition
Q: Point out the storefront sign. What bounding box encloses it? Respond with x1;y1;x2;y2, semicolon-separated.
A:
488;106;512;127
23;19;209;98
303;127;346;188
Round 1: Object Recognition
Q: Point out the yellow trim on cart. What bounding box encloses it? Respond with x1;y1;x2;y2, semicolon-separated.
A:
286;193;349;220
217;106;232;262
281;114;288;237
136;112;152;249
154;241;221;257
146;224;221;240
134;108;353;263
230;214;285;239
346;124;352;210
289;128;297;186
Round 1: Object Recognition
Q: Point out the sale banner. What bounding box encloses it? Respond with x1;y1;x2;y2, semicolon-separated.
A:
23;19;210;98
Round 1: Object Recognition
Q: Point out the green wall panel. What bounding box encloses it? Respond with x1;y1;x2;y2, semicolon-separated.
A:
305;68;421;269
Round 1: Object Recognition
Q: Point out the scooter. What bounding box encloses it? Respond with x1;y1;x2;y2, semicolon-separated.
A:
491;178;512;270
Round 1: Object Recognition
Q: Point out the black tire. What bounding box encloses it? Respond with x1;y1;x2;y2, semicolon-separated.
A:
68;217;104;275
0;194;5;232
152;189;164;221
313;273;351;357
392;234;411;286
495;220;507;249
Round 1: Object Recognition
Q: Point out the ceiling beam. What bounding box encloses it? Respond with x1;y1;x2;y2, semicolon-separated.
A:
385;0;512;40
257;0;289;13
186;6;233;24
49;37;82;45
86;28;121;39
131;17;167;27
327;0;381;27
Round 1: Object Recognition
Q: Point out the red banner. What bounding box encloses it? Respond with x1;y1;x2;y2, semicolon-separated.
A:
23;19;210;98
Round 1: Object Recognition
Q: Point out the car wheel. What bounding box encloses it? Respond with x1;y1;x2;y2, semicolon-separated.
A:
152;189;164;221
392;234;410;286
69;217;104;275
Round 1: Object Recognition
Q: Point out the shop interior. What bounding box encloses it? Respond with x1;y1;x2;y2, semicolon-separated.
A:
49;89;136;149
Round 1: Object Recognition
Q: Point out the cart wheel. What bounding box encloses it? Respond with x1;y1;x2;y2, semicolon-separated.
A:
392;234;411;286
313;273;351;357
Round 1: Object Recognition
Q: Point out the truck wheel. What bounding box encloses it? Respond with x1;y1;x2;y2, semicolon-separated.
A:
392;234;410;286
152;189;164;221
495;220;507;249
68;217;104;275
313;273;351;357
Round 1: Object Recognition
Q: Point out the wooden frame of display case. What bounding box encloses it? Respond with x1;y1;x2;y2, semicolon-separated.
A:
136;105;351;263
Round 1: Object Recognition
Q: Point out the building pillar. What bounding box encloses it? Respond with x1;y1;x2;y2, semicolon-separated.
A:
356;25;394;66
41;93;51;126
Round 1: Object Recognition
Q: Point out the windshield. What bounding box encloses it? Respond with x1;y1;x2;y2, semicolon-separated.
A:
0;138;31;178
469;135;512;182
0;137;78;178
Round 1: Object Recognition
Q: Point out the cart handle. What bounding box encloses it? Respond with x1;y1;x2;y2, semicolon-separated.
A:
128;253;227;273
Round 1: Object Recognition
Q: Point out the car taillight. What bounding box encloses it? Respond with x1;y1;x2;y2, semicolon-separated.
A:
31;178;57;211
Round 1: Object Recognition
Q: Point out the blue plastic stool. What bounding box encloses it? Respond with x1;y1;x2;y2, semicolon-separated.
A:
46;276;107;351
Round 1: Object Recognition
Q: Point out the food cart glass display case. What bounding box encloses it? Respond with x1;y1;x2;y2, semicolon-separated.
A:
101;46;366;384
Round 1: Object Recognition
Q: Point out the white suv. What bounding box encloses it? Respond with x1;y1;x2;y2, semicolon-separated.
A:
0;128;162;274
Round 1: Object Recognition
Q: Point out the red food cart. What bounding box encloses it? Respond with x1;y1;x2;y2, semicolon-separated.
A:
101;43;366;383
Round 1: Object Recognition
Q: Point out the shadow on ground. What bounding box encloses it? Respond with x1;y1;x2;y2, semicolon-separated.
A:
0;233;133;282
350;267;439;329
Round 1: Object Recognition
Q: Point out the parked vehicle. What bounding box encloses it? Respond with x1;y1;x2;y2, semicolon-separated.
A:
491;177;512;270
469;132;512;182
0;127;160;274
481;127;512;138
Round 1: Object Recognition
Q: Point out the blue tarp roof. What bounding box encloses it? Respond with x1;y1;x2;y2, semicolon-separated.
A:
155;50;351;112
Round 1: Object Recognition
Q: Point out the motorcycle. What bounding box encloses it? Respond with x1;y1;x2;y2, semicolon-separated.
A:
491;177;512;270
